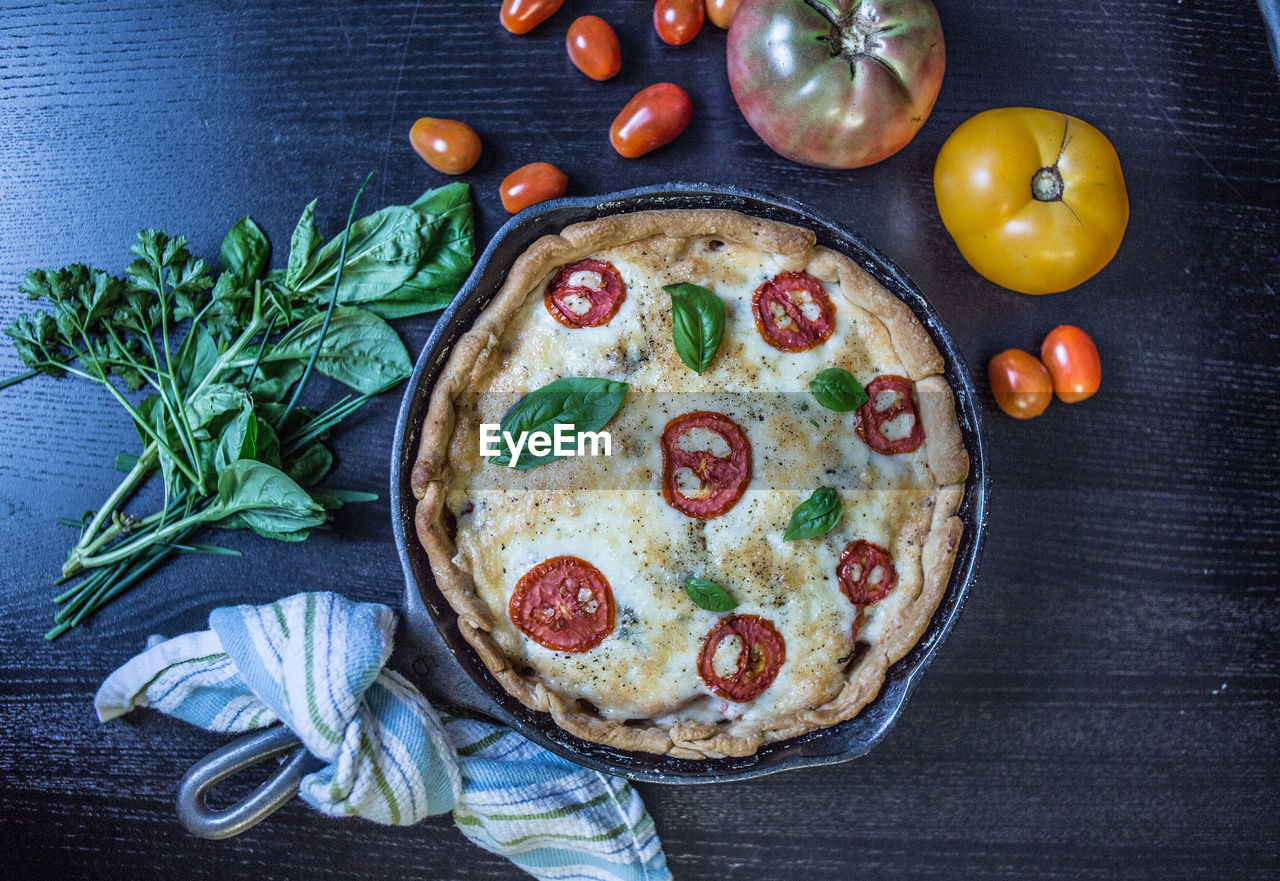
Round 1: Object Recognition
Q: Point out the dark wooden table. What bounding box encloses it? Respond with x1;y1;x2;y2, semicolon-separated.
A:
3;1;1278;878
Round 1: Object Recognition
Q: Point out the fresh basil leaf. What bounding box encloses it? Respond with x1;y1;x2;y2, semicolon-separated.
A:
784;486;843;541
209;459;326;539
286;441;332;488
492;377;628;470
173;323;218;393
214;409;258;475
220;216;270;283
269;306;411;394
664;283;725;375
372;182;475;317
684;577;738;612
186;383;250;429
809;368;869;412
285;199;322;288
246;360;304;404
290;183;475;319
251;414;284;470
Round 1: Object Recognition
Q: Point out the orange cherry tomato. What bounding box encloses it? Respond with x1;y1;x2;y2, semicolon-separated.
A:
609;83;693;159
705;0;739;29
409;118;481;175
988;349;1053;419
500;161;568;213
566;16;621;81
500;0;564;35
654;0;704;45
1040;325;1101;403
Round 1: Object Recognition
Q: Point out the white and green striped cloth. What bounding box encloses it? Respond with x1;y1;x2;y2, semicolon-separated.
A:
95;592;670;881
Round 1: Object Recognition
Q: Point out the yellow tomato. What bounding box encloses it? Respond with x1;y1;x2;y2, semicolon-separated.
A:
933;107;1129;295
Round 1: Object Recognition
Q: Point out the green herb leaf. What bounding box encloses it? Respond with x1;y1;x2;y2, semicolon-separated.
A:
209;459;326;539
269;306;411;394
664;283;725;375
684;577;738;612
220;216;271;283
809;368;869;412
286;442;333;488
285;199;322;288
492;377;628;470
290;183;475;318
784;487;843;541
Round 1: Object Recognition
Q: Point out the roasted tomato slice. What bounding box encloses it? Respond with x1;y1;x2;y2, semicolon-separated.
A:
752;271;835;351
837;540;898;605
698;614;786;702
661;411;752;519
509;556;615;653
544;259;627;327
856;374;925;454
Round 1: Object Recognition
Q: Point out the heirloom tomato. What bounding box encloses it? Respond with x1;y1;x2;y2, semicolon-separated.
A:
933;107;1129;294
727;0;945;169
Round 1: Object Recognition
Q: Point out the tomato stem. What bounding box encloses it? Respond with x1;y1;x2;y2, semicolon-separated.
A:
1032;166;1065;202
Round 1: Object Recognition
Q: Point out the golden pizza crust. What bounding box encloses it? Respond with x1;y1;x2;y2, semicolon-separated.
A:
412;208;969;758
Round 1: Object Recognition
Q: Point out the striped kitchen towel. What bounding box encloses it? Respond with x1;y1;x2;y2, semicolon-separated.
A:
95;592;670;881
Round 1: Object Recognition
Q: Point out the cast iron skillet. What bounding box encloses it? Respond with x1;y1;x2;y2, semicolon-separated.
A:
176;183;988;835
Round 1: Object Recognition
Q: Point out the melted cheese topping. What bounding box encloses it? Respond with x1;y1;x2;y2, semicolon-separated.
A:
446;234;942;725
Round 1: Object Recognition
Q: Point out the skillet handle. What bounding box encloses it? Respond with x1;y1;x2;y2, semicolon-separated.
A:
176;726;324;839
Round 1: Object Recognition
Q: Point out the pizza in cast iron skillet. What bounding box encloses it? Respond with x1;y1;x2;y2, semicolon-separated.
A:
412;209;969;759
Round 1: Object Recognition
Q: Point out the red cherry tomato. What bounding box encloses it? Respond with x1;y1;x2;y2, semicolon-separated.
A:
705;0;739;29
509;556;615;652
1040;325;1101;403
661;411;752;519
654;0;705;45
566;15;622;81
500;0;564;35
988;349;1053;419
697;614;785;702
609;83;692;158
751;271;835;352
500;161;568;214
856;375;925;455
837;540;898;605
544;259;627;327
408;118;481;175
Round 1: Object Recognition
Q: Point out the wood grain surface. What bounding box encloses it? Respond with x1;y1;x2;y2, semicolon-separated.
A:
2;1;1278;878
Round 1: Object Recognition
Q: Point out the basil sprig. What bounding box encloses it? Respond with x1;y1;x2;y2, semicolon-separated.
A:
492;377;629;470
684;577;738;612
809;367;869;412
664;283;725;375
784;487;843;541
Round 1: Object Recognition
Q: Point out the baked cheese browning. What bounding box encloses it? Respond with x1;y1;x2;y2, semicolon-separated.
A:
415;209;971;757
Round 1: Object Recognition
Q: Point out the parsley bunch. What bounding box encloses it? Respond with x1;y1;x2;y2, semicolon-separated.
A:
3;175;475;639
